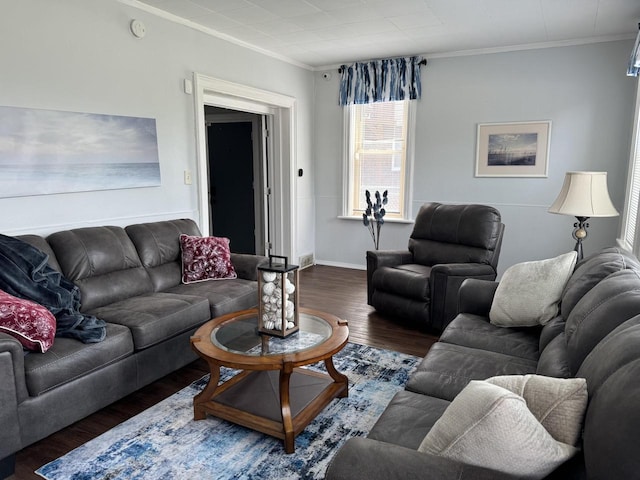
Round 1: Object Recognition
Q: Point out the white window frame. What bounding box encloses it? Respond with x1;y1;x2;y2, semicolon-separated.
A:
619;80;640;255
341;100;416;221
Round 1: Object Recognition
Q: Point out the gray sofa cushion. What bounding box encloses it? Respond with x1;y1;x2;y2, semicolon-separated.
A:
23;323;133;396
16;234;63;273
167;279;258;318
576;315;640;394
536;333;572;378
538;316;565;352
405;342;537;401
47;226;154;311
89;293;210;350
368;390;450;450
439;313;540;361
560;247;639;321
582;357;640;479
565;269;640;373
126;219;201;292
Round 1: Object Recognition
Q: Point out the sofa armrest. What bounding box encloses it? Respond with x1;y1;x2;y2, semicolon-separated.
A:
325;438;520;480
366;250;414;304
0;333;28;458
230;254;268;281
457;278;499;317
429;264;497;330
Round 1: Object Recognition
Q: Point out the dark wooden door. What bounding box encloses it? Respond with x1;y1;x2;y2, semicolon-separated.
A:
208;122;255;254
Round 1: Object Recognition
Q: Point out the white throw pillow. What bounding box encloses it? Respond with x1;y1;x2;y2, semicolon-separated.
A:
418;380;578;478
486;375;587;446
490;251;577;327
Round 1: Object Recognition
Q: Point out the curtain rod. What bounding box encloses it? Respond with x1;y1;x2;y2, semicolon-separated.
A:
338;58;427;73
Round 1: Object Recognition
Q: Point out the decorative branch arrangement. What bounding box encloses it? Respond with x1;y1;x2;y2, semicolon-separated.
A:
362;190;388;250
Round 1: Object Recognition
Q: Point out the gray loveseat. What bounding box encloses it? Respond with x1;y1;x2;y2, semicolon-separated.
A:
0;219;265;478
326;247;640;479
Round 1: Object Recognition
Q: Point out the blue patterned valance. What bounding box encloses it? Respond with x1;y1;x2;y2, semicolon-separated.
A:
628;25;640;77
339;56;425;106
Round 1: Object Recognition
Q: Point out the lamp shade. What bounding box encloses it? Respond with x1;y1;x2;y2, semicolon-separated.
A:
548;171;619;217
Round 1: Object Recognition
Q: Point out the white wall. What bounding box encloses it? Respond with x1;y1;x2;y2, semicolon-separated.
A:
0;0;315;262
313;41;637;275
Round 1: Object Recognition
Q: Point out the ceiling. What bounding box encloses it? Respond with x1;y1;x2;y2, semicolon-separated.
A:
130;0;640;69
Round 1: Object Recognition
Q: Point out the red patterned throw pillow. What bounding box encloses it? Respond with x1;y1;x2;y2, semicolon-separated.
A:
0;289;56;352
180;234;237;284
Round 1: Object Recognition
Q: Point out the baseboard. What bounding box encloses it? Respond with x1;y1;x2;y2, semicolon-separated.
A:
315;259;366;270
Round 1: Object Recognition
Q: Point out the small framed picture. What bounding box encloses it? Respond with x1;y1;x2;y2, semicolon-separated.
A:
475;121;551;177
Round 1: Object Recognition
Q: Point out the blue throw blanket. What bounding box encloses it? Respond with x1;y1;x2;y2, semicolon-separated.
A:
0;234;106;343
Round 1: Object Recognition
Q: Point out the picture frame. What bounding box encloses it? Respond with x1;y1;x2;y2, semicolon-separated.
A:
475;121;551;177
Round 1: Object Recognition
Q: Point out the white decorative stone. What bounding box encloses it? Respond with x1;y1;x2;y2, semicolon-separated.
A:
286;309;293;320
262;282;275;296
262;295;270;303
270;295;278;304
274;287;282;298
285;279;295;294
262;271;277;282
264;320;275;330
287;321;294;329
275;319;282;330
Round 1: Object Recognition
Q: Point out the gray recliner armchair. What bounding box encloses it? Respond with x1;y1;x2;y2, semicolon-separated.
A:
367;203;504;331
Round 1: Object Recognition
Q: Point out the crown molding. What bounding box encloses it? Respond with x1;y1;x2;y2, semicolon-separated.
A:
116;0;314;71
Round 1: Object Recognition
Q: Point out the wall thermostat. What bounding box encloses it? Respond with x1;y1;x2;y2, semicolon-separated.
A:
130;19;147;39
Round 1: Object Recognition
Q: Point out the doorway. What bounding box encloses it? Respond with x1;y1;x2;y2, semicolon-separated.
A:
205;107;268;255
193;73;296;260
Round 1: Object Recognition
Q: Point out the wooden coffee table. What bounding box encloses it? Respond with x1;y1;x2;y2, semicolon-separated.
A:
190;307;349;453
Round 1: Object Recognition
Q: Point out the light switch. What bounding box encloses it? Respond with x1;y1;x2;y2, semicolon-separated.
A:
184;170;192;185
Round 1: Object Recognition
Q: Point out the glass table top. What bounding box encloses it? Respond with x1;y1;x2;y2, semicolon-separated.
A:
211;311;333;356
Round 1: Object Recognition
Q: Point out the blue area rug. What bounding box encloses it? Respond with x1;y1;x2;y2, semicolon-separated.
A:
36;343;419;480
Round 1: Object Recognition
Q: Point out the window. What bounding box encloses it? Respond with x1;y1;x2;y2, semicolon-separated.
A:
343;100;414;219
620;84;640;254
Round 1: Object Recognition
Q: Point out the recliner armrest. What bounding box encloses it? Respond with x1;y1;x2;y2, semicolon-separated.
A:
366;250;414;304
429;264;497;330
457;278;499;317
230;254;268;281
325;437;517;480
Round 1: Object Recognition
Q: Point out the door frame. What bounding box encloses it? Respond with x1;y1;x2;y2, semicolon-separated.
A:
193;73;296;259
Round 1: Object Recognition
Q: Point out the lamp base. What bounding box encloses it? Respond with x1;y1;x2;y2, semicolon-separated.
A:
572;216;590;262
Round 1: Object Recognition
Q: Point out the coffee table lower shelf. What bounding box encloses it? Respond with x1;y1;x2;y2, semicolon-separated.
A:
194;368;348;453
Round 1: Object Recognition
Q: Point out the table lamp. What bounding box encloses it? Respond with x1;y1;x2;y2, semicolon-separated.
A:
548;171;619;261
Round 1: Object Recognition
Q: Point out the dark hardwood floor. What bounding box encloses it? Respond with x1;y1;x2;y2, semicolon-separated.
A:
10;265;437;479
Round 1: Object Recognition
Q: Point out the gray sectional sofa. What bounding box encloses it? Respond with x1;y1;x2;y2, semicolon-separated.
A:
326;247;640;479
0;218;265;478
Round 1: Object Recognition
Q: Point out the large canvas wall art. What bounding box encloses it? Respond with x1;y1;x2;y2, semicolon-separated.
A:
0;106;161;198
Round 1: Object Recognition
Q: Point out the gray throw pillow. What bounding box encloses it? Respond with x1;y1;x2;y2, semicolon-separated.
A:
485;374;587;446
490;251;577;327
418;380;579;478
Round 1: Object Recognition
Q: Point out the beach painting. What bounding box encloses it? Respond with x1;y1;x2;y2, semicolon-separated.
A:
0;106;161;198
475;121;551;177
